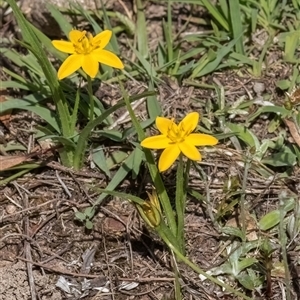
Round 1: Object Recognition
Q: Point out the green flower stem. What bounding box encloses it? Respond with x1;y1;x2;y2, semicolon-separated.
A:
143;149;177;237
157;217;182;252
87;76;94;122
279;193;292;300
240;152;251;242
175;154;185;254
119;85;177;237
159;231;253;300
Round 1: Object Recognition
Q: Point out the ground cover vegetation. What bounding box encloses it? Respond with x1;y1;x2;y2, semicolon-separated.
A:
0;0;300;299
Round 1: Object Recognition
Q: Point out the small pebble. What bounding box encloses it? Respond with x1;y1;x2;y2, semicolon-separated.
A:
253;82;265;95
6;204;17;214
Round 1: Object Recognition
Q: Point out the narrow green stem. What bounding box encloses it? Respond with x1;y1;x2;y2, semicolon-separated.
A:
118;83;177;236
87;76;94;121
175;155;185;254
240;152;251;242
173;264;182;300
279;193;292;300
143;149;178;236
157;217;182;252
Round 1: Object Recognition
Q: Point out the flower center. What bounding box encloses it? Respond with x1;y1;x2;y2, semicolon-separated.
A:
73;31;99;55
167;120;186;143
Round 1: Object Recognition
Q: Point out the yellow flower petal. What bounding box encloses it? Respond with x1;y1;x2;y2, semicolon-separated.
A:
185;133;218;146
57;54;83;80
91;49;124;69
69;30;84;43
82;55;99;78
179;142;201;161
141;135;171;149
93;30;112;48
180;112;199;135
158;145;181;172
156;117;174;135
52;40;75;54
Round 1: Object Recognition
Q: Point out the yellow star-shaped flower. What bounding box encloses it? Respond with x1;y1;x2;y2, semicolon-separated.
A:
52;29;124;80
141;112;218;172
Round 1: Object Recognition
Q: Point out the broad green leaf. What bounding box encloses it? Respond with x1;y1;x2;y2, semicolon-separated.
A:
221;226;243;239
92;148;111;177
94;130;123;142
259;210;281;230
234;258;257;275
75;212;86;221
262;147;297;167
237;273;255;290
106;151;128;169
226;122;260;149
85;220;93;229
18;106;61;133
247;106;290;123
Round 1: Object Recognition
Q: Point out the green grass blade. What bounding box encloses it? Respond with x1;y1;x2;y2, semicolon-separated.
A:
6;0;71;139
136;0;149;58
47;3;72;37
229;0;245;54
201;0;229;31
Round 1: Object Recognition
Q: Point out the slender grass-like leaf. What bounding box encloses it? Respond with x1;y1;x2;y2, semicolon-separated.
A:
95;149;137;203
100;0;120;54
119;82;177;238
1;81;30;91
193;35;241;78
247;106;290;123
73;91;156;170
226;122;260;149
20;106;61;133
47;4;73;37
1;48;24;66
284;31;300;63
0;164;41;186
229;0;244;54
136;0;149;58
166;0;173;65
201;0;229;31
147;80;161;119
129;43;158;78
115;11;135;36
6;0;73;166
